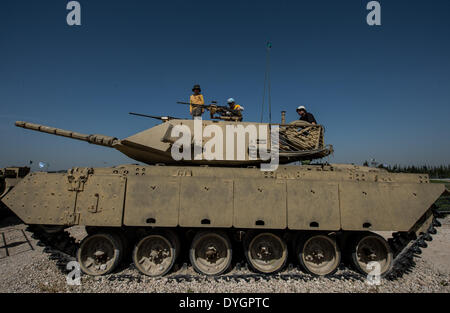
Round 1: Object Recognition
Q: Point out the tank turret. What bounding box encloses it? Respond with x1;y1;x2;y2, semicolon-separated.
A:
15;119;333;166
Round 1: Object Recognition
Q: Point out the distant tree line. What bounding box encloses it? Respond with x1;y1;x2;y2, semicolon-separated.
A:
362;161;450;179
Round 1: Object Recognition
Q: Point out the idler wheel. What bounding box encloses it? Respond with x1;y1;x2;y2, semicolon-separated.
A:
351;233;393;276
244;232;287;274
77;233;123;276
189;231;232;276
297;234;341;276
132;230;178;277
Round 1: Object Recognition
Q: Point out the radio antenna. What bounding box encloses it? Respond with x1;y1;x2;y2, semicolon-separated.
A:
261;41;272;123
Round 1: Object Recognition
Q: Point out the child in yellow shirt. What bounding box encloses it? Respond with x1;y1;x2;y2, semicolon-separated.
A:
190;84;204;117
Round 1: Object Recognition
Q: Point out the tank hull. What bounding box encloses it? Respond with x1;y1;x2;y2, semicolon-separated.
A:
2;163;446;277
2;164;444;233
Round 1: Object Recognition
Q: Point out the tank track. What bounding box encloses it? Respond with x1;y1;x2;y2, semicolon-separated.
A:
163;262;365;283
386;209;444;280
27;225;78;273
25;211;445;282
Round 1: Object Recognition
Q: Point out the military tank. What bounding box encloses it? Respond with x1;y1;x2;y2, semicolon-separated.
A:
1;117;447;278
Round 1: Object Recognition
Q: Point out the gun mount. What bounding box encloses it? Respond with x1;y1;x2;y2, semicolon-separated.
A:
178;101;243;121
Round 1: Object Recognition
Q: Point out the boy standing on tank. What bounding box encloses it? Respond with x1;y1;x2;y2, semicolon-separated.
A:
189;84;205;118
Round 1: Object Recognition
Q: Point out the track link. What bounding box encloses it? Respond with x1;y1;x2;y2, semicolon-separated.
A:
387;210;444;280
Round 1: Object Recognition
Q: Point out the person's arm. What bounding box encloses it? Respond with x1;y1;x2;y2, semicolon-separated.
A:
200;95;205;112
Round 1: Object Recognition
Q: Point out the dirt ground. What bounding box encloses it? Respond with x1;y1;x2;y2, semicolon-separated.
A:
0;215;449;293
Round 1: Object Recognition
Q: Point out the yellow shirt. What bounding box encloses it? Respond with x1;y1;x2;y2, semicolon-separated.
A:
232;104;242;110
190;94;204;113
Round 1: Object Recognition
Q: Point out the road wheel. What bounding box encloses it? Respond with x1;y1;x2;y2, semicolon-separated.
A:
297;234;341;276
132;231;177;277
189;230;232;276
77;232;122;276
244;232;288;274
351;233;393;277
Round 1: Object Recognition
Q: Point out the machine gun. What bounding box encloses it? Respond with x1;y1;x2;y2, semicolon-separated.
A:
177;101;243;122
129;112;182;122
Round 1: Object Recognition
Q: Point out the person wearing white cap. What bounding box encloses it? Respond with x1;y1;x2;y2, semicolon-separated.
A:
296;105;317;125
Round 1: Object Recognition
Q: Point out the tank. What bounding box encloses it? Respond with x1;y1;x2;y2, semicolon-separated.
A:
1;119;447;278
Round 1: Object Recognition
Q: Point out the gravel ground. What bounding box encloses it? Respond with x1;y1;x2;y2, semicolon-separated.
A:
0;216;449;293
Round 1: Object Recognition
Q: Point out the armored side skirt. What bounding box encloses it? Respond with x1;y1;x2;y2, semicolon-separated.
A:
1;165;446;233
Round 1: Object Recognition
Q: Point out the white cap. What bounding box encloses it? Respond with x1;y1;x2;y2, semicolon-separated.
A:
297;105;306;111
227;98;235;104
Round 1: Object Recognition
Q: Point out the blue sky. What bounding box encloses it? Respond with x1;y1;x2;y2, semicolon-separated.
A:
0;0;449;171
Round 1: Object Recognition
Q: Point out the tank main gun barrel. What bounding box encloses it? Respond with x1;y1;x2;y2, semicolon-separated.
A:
15;121;118;147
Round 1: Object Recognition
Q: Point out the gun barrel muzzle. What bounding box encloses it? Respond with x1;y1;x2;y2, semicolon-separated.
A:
15;121;118;147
